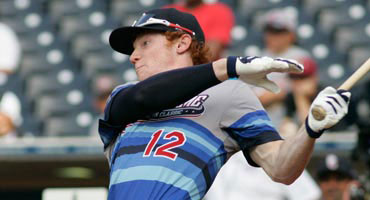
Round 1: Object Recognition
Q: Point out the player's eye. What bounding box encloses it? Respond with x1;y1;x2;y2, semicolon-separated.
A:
143;40;150;47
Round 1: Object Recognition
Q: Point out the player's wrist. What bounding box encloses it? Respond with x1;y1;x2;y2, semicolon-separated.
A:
305;117;324;138
226;56;239;78
212;58;229;81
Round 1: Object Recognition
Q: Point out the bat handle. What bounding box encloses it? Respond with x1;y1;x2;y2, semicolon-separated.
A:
311;105;326;121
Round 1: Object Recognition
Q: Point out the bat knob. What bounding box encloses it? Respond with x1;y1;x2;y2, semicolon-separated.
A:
311;105;326;121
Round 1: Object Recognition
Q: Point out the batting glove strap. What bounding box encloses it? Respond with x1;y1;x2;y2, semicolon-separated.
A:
226;56;239;78
305;117;324;138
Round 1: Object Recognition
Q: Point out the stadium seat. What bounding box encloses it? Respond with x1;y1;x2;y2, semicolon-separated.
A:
33;86;92;121
238;0;300;19
43;111;94;137
110;0;172;22
18;112;43;137
348;47;370;71
2;12;53;36
296;22;321;45
0;73;24;95
18;30;65;54
299;31;332;63
317;1;368;35
47;0;107;25
294;8;316;41
218;0;238;9
59;11;112;41
351;80;370;131
303;0;345;17
25;67;88;102
316;52;350;88
0;0;43;18
81;49;131;80
25;74;63;103
19;47;78;79
334;19;370;53
70;18;120;59
229;12;252;51
227;26;264;57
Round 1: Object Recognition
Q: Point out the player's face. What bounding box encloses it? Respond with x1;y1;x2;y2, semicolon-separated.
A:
264;31;295;54
319;178;351;200
130;32;178;81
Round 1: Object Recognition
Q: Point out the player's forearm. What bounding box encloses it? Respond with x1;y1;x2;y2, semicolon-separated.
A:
253;124;315;185
271;124;315;184
254;87;351;185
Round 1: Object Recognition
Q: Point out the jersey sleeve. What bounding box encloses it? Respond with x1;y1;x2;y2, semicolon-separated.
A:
205;3;234;45
220;80;282;167
98;82;136;149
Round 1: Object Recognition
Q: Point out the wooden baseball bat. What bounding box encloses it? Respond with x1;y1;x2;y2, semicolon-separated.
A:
312;57;370;121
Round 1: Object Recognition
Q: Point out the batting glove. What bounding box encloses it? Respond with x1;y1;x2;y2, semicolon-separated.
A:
306;87;351;138
227;56;304;93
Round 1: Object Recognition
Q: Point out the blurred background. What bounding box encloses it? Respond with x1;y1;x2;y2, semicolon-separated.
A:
0;0;369;199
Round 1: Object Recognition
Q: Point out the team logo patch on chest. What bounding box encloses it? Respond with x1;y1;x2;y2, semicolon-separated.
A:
148;94;209;120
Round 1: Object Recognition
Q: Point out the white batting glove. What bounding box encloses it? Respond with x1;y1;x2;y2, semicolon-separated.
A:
227;56;304;93
306;87;351;138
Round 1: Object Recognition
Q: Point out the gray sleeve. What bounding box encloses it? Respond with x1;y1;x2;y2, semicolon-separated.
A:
220;80;282;167
219;80;266;127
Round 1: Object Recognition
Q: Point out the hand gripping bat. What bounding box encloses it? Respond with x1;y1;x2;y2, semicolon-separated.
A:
312;58;370;121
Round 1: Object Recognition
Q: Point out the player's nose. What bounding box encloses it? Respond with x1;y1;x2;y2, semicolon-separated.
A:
130;49;140;64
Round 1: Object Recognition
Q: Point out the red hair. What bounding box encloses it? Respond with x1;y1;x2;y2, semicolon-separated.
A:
164;31;211;65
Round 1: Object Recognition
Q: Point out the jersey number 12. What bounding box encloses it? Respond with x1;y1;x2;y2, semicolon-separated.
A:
143;129;186;161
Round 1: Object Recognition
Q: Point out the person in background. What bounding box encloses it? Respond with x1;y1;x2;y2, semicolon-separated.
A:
0;22;22;138
317;154;365;200
280;59;319;136
89;75;119;137
260;11;320;197
254;8;318;128
165;0;234;61
205;150;321;200
0;22;21;74
0;111;17;138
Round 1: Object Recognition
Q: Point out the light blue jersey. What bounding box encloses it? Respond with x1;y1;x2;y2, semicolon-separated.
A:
99;80;281;200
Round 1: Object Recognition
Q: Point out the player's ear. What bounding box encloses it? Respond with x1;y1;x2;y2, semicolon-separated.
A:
176;34;192;54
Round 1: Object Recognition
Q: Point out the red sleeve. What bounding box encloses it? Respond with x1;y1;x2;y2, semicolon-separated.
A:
163;3;187;12
206;3;235;45
164;3;235;45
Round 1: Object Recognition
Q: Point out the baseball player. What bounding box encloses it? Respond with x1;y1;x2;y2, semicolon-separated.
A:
99;8;351;200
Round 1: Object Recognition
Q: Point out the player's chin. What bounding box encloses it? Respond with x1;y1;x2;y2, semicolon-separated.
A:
136;71;150;81
137;69;162;81
134;67;146;80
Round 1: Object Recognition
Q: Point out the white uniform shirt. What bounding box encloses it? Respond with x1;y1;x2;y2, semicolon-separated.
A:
0;22;21;72
205;151;321;200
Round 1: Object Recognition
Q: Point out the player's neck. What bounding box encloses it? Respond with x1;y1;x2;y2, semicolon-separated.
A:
171;54;194;69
